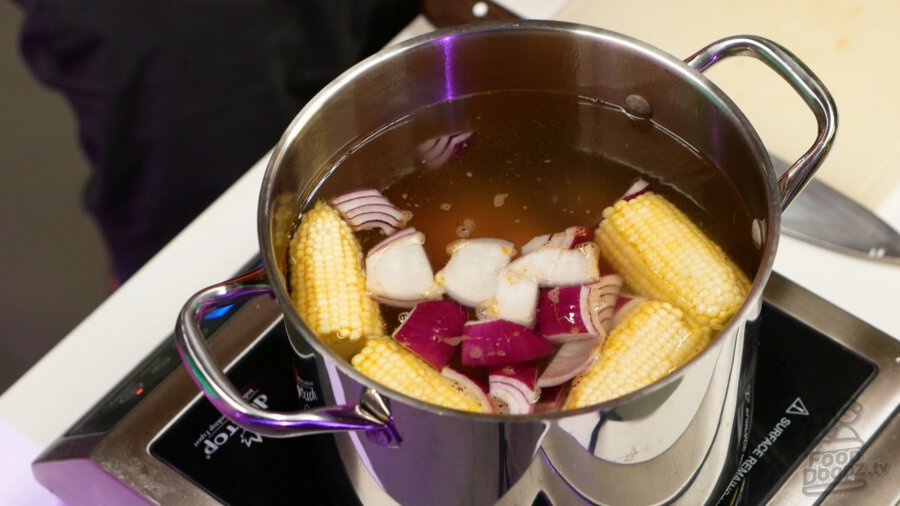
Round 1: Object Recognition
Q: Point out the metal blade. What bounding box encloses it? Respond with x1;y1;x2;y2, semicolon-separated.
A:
781;177;900;264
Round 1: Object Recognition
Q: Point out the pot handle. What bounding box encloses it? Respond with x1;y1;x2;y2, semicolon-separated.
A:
421;0;518;26
685;35;837;211
175;266;398;441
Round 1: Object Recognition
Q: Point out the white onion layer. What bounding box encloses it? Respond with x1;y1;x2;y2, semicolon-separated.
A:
435;238;516;307
509;242;601;287
366;229;442;306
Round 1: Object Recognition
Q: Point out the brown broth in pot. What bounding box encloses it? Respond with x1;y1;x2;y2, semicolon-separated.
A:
310;89;755;282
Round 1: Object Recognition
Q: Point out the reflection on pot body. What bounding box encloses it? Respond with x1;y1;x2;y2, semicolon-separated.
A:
176;20;835;506
319;302;758;505
556;339;720;466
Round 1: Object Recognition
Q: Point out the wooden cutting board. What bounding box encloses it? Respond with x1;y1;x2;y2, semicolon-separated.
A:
553;0;900;209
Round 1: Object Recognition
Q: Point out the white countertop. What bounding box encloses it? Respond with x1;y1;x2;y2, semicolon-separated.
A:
3;2;900;503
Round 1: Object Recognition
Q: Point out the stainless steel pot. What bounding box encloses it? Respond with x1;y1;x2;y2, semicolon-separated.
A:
176;21;835;505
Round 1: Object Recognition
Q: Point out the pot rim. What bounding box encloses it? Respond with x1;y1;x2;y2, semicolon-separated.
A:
259;19;781;422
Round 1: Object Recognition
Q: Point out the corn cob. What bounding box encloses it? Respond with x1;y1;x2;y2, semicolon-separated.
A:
290;200;384;358
352;338;489;413
595;192;750;330
567;300;707;408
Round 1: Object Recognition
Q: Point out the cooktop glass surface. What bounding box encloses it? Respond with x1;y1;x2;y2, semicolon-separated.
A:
713;303;875;505
150;321;361;505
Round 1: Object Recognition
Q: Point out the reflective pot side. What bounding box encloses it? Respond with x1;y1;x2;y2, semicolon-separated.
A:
288;309;756;505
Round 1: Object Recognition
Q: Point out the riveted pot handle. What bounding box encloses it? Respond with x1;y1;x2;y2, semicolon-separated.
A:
685;35;838;211
175;266;398;441
421;0;518;27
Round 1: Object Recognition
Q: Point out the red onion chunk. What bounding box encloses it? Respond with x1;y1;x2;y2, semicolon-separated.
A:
331;188;382;205
393;301;467;370
538;275;622;341
462;319;554;367
521;226;594;255
509;242;601;287
331;188;406;234
343;202;404;221
435;238;516;307
567;226;595;249
587;274;623;334
534;384;570;413
537;337;602;388
537;285;594;338
441;365;492;412
366;229;442;306
356;218;402;235
490;364;540;415
417;130;474;169
622;179;651;201
477;268;539;327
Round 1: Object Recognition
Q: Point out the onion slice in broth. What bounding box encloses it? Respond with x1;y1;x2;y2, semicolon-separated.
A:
366;228;442;307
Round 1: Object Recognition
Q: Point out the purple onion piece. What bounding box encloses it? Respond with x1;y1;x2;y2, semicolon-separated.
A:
567;226;595;248
521;226;595;255
537;337;603;388
534;383;571;413
461;319;555;368
330;188;382;205
330;188;406;234
537;275;623;339
346;214;404;236
489;364;540;415
392;300;468;370
622;179;651;201
543;333;594;345
420;135;450;162
441;365;492;412
537;285;594;338
356;220;398;235
417;130;474;169
586;274;623;334
343;202;404;220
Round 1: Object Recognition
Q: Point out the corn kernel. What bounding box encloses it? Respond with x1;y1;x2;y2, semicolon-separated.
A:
290;201;384;357
352;338;488;412
567;300;708;408
595;193;749;329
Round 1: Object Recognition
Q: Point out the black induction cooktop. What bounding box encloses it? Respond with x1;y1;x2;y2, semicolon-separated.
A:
33;273;900;505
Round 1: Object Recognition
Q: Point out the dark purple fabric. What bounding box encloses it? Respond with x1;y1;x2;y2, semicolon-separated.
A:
16;0;418;279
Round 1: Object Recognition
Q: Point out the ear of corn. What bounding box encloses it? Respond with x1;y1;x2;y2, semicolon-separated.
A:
290;200;384;358
595;192;750;330
351;338;489;413
567;300;708;408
